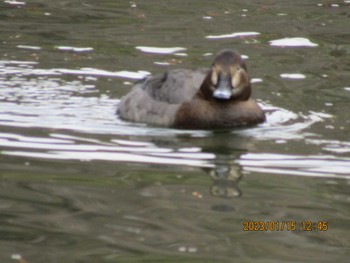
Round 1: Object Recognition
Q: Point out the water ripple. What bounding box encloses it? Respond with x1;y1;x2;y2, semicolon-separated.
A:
269;37;318;47
0;61;347;178
239;153;350;178
0;132;214;168
206;31;260;39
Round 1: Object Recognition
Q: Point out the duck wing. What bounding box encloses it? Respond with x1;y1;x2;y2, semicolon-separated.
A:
117;68;208;127
141;68;208;104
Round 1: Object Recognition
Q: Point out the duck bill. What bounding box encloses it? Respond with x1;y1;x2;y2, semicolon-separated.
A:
213;78;232;100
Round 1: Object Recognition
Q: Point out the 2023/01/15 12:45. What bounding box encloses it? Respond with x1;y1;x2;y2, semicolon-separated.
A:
301;221;329;231
242;221;329;231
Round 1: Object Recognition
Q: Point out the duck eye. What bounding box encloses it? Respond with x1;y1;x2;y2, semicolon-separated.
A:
211;70;218;86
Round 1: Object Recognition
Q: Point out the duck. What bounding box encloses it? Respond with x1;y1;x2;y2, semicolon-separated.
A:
117;49;265;129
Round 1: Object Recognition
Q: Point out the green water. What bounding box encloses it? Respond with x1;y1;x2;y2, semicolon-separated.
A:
0;0;349;262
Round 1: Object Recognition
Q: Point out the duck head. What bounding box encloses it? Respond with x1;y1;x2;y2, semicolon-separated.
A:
200;50;251;101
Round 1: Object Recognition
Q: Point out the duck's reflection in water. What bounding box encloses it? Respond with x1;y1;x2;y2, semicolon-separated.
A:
204;163;243;199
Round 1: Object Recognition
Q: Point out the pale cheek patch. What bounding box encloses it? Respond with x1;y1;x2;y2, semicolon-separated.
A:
232;69;248;89
211;70;218;86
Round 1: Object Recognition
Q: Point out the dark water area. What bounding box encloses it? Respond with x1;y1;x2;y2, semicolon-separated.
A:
0;0;350;262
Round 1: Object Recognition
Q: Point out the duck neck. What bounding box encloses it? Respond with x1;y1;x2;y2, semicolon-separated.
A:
197;74;215;101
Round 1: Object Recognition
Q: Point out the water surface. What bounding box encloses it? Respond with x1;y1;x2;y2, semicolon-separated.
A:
0;0;349;262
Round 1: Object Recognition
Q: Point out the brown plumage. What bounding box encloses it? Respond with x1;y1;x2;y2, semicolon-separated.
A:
117;49;265;129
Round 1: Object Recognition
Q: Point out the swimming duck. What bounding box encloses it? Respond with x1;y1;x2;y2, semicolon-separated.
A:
117;49;265;129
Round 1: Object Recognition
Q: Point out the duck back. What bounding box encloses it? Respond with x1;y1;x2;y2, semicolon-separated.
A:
117;68;208;126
